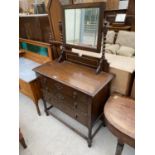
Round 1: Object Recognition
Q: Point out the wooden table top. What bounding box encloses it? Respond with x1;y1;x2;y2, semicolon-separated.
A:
34;60;113;96
104;94;135;139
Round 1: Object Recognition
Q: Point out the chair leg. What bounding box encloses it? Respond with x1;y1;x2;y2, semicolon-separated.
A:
115;140;124;155
42;98;49;116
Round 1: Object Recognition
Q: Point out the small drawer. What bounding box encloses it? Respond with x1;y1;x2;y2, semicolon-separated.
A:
42;89;88;126
39;75;90;104
73;112;88;127
73;101;88;115
60;104;88;127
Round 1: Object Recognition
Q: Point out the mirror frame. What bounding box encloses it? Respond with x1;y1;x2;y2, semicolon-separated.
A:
61;2;106;53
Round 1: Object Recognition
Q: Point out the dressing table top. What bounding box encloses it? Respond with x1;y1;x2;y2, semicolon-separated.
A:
34;61;113;97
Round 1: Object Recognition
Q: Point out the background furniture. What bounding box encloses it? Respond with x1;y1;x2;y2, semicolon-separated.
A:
104;0;135;31
19;38;53;115
104;94;135;155
19;14;51;43
19;129;27;149
105;30;135;95
34;61;113;147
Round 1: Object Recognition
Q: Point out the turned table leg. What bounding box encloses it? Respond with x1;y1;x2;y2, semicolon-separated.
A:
34;101;41;116
88;127;92;147
19;130;27;149
42;98;49;116
115;140;124;155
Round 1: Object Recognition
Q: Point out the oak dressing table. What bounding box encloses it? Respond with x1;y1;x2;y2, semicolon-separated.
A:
34;2;114;147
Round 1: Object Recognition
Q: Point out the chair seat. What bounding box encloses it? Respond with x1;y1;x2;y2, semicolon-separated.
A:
104;94;135;140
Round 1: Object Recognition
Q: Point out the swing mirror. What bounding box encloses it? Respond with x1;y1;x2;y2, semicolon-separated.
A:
62;2;106;53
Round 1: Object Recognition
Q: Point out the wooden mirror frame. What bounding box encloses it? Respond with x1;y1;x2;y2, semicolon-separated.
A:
61;2;106;53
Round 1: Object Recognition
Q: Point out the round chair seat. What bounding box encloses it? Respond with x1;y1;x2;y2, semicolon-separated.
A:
104;94;135;154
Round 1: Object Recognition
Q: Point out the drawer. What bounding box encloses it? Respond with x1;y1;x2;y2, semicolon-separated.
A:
62;104;88;127
42;90;88;115
39;75;90;104
42;90;88;126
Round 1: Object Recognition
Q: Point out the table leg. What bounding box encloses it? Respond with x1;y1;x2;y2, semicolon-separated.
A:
115;140;124;155
35;101;41;116
19;131;27;149
42;98;49;116
87;127;92;147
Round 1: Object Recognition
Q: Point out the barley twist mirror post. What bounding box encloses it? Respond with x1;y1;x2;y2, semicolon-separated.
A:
58;21;66;62
96;21;109;74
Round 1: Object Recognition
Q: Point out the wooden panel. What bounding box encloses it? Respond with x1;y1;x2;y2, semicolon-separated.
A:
39;17;52;42
19;38;51;48
66;52;98;68
19;17;43;41
19;78;42;103
106;0;119;10
19;79;33;99
23;51;51;64
47;0;62;41
92;83;110;124
19;38;54;62
127;0;135;15
126;0;135;31
19;15;51;42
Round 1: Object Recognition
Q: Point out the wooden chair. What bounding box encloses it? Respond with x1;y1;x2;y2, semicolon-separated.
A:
104;94;135;155
19;38;53;115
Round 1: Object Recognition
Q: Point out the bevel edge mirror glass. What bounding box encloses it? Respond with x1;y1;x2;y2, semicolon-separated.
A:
62;3;105;53
65;8;99;49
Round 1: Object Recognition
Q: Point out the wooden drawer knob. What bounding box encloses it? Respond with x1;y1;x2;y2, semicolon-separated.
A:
75;114;78;119
45;87;49;91
55;83;63;90
57;93;65;100
73;91;77;99
74;102;78;108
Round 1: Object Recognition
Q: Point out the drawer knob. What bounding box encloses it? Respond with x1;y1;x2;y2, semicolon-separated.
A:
74;102;78;108
75;114;78;119
42;77;46;83
73;91;77;99
57;93;65;100
55;83;63;90
45;87;49;91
